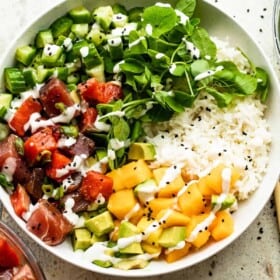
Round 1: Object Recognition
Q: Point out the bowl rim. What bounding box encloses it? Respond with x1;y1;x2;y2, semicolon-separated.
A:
0;220;46;279
1;0;280;277
273;0;280;57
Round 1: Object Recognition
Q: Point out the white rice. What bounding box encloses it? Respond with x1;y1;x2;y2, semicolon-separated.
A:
144;39;271;200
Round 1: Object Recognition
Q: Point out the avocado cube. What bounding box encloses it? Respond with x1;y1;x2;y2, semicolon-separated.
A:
93;259;113;268
91;234;107;245
211;194;236;210
158;226;186;248
72;228;92;251
118;221;143;254
85;211;114;237
128;142;156;161
114;259;148;270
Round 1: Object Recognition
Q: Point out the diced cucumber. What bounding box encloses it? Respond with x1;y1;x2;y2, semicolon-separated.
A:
112;13;128;28
41;44;63;67
107;36;123;61
50;16;73;38
67;73;80;84
4;67;26;94
92;6;114;31
86;63;105;82
68;6;91;23
55;52;66;67
82;43;103;69
23;68;37;87
0;123;10;141
71;23;89;38
15;45;36;66
36;66;53;83
35;29;54;48
51;67;68;82
0;93;12;118
86;27;106;46
69;40;88;60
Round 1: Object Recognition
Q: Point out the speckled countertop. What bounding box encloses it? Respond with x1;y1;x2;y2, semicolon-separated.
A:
0;0;280;279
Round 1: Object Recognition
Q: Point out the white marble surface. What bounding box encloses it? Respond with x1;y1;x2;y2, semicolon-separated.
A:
1;0;280;279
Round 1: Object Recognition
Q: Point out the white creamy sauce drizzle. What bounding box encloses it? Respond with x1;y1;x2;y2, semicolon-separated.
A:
63;198;85;227
26;104;80;133
112;13;128;26
175;9;189;25
182;38;200;59
63;37;73;52
158;163;184;189
108;37;122;47
186;212;216;242
111;22;137;37
43;44;60;56
80;46;89;58
165;240;186;254
155;2;172;7
57;136;77;148
221;167;232;193
113;60;125;74
109;138;128;151
155;52;165;59
169;63;177;75
61;176;75;192
137;182;158;204
1;157;17;182
123;203;141;222
56;154;87;178
129;36;145;48
194;65;224;81
145;24;153;36
94;193;106;205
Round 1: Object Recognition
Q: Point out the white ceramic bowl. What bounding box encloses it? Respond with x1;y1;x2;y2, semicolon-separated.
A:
1;0;280;277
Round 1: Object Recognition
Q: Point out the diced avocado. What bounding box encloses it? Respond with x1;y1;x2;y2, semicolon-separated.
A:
68;6;91;23
92;6;114;31
158;226;186;248
113;259;148;270
134;179;157;204
211;194;236;210
15;45;37;66
91;234;107;245
128;142;156;161
85;211;114;237
41;44;63;67
93;259;113;268
118;221;143;255
35;29;54;48
72;228;92;251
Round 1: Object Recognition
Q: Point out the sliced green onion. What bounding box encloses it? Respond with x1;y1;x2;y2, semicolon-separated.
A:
61;125;79;138
14;136;24;155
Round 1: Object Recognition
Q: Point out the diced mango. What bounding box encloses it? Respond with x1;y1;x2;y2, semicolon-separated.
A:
144;198;176;218
209;210;234;241
141;242;162;255
185;213;213;248
137;216;163;245
107;189;137;220
200;164;242;195
107;160;153;191
164;242;192;263
156;209;190;228
153;167;185;198
177;182;206;216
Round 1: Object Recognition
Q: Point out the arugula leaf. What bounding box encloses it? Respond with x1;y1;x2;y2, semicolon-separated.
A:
175;0;196;17
191;27;217;58
142;6;177;38
190;59;210;77
112;118;130;141
255;67;269;102
206;87;234;108
234;72;258;95
146;104;174;122
120;58;145;74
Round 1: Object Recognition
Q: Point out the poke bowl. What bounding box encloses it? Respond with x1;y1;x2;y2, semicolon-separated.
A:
0;219;46;279
0;0;280;277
